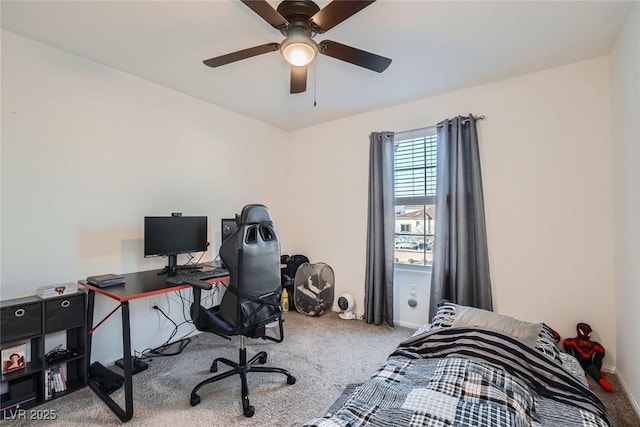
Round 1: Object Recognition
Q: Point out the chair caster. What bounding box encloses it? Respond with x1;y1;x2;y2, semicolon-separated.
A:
243;405;255;417
287;375;296;385
210;362;218;373
258;354;267;364
190;394;201;406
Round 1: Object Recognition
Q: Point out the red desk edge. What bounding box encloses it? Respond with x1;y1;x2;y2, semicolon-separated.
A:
78;276;229;302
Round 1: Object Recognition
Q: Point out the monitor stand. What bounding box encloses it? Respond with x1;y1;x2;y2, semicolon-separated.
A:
157;254;178;277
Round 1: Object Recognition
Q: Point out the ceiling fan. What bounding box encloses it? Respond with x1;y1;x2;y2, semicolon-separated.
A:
203;0;392;94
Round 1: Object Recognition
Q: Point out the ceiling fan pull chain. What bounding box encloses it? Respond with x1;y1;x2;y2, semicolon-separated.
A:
313;61;317;107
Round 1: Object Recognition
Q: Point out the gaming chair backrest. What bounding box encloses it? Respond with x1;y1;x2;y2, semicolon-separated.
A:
218;204;281;326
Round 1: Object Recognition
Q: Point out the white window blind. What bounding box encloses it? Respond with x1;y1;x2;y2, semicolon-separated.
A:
394;131;437;205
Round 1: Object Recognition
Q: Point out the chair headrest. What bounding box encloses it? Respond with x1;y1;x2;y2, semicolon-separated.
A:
239;204;272;224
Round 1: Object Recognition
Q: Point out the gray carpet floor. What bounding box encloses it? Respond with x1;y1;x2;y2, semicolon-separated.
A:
588;374;640;427
4;312;409;426
4;311;638;426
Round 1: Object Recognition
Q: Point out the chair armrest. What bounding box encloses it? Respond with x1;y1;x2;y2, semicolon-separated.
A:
185;279;213;291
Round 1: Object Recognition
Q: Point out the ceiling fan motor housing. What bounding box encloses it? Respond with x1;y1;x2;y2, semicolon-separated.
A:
276;0;320;28
276;1;319;66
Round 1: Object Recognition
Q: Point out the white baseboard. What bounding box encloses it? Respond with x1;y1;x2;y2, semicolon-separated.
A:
393;319;422;330
602;363;616;374
332;309;421;329
616;370;640;420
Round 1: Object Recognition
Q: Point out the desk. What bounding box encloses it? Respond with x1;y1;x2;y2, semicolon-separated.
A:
78;268;229;422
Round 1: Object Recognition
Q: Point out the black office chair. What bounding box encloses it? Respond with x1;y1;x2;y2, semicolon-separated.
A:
186;204;295;417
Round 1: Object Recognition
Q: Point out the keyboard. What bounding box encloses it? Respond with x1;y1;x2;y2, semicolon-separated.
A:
166;268;229;284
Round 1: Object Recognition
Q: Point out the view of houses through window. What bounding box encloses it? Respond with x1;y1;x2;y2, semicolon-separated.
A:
395;204;435;265
394;127;437;266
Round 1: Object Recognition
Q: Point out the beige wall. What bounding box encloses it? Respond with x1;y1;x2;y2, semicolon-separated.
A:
2;18;634;411
1;30;290;363
610;3;640;415
286;56;616;369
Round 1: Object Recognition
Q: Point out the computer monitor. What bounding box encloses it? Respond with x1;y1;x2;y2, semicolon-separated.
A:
220;217;238;269
144;216;208;276
221;217;238;245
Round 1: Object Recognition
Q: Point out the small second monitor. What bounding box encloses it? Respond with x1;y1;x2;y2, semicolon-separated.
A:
221;217;238;246
220;217;238;269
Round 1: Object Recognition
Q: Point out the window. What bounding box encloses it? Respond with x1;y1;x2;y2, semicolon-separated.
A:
394;127;437;266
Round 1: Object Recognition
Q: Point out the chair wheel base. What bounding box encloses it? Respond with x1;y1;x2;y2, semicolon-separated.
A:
287;375;296;385
190;394;201;406
243;405;255;417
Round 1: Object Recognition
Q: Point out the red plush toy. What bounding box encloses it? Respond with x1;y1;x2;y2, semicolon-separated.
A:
563;323;613;392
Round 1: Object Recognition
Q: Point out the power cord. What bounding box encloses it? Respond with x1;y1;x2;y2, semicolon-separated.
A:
137;305;193;362
138;283;223;363
181;251;206;268
177;283;220;324
46;344;78;364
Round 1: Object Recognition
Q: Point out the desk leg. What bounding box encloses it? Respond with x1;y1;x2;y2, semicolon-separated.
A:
86;298;134;422
120;301;134;420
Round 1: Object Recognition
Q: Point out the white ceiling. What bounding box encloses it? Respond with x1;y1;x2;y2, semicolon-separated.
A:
1;1;634;130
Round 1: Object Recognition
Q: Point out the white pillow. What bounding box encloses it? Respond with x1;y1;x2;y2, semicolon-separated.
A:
451;305;542;348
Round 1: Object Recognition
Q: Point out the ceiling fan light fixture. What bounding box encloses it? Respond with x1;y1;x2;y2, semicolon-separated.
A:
280;38;317;67
202;0;392;94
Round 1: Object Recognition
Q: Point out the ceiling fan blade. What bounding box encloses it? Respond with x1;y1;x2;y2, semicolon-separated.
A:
203;43;280;68
319;40;391;73
310;0;376;33
290;65;308;94
241;0;289;29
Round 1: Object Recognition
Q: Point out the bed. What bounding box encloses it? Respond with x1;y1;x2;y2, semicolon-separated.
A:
303;302;611;427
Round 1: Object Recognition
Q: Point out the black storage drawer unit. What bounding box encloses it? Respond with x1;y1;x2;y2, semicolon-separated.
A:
1;302;42;344
45;295;85;333
1;292;87;418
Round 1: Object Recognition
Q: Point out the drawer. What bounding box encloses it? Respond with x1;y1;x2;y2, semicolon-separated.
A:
45;295;85;333
1;303;42;344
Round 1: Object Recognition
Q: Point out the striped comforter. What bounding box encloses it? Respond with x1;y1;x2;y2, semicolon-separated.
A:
303;327;611;427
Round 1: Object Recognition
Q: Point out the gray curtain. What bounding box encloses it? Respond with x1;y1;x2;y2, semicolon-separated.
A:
365;132;395;327
429;115;492;319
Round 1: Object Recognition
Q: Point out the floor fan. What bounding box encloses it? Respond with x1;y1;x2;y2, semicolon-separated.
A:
337;293;356;319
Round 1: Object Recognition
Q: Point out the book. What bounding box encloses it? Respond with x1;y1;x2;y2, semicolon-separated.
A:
54;371;63;392
58;366;67;390
2;343;27;374
44;368;52;400
45;367;57;399
86;273;126;287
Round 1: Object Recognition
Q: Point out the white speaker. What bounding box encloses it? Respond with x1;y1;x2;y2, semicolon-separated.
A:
337;293;356;320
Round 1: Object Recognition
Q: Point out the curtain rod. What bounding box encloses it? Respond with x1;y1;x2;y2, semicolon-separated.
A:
460;114;485;121
436;114;485;128
400;114;485;135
